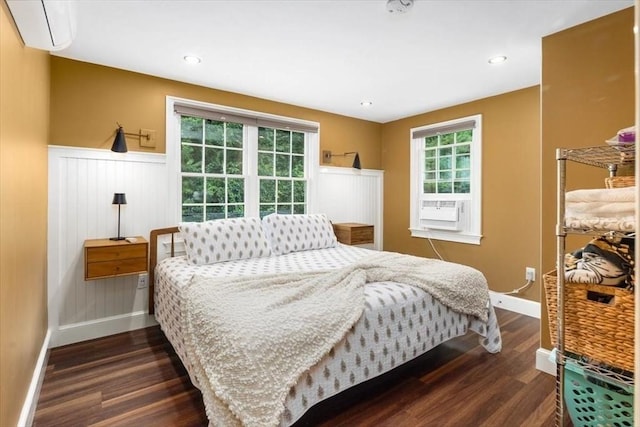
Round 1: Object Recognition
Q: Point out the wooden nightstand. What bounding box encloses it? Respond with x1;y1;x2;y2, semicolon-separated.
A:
332;223;374;245
84;237;148;280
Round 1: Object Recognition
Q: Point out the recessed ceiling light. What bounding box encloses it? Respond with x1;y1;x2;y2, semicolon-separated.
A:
360;101;373;107
488;55;507;65
183;55;202;64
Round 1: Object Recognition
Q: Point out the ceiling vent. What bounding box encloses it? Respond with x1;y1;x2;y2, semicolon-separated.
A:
386;0;414;14
6;0;76;51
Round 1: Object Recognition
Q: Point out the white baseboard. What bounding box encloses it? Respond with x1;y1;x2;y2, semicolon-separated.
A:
489;291;540;319
536;347;556;375
18;329;51;427
51;311;158;348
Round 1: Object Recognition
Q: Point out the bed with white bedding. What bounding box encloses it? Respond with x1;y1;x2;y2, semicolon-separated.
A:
149;214;502;427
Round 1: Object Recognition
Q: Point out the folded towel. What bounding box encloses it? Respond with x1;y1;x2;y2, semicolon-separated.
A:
565;186;635;203
565;201;635;216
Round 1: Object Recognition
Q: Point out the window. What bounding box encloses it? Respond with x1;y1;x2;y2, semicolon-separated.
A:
170;99;319;222
409;115;482;244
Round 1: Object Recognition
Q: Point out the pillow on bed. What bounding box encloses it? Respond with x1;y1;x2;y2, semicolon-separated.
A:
179;217;271;265
262;213;338;255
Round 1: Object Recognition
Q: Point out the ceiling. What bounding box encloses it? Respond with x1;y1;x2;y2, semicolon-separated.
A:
51;0;634;123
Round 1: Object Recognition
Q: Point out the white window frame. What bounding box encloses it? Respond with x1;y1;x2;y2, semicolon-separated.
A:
165;96;320;224
409;114;482;245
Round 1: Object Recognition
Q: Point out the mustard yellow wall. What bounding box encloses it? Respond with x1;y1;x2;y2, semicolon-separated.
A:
49;57;382;169
381;87;541;301
0;3;50;426
540;7;635;349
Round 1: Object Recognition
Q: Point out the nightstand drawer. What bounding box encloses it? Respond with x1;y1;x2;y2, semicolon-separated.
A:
332;223;374;245
86;257;147;279
86;244;147;263
84;237;148;280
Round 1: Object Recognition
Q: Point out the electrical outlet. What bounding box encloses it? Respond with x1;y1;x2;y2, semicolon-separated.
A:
525;267;536;282
137;273;148;289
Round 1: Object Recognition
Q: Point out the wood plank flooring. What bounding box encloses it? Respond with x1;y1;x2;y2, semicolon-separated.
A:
34;309;558;426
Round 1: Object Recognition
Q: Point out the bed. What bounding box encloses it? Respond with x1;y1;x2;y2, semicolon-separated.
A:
148;214;502;427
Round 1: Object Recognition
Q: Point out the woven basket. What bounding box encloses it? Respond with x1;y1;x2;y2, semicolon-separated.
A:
544;269;634;372
604;175;635;188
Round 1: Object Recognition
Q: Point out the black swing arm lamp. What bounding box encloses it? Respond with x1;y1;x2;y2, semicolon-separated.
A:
111;123;152;153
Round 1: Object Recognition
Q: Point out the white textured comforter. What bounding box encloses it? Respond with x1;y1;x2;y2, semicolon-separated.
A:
180;252;492;427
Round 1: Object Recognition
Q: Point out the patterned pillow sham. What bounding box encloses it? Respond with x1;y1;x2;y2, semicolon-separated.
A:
179;217;271;265
262;213;338;256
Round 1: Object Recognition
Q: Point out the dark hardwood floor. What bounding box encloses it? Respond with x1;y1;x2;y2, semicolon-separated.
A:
34;309;557;426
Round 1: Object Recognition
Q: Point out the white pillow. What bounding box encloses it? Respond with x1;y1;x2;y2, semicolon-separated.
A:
262;213;338;255
179;217;271;265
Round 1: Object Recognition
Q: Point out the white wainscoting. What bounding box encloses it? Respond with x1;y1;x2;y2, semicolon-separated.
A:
317;167;384;250
48;148;384;346
48;146;171;347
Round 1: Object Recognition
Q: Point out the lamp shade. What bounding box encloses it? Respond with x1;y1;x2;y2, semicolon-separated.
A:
352;152;361;170
112;193;127;205
111;127;128;153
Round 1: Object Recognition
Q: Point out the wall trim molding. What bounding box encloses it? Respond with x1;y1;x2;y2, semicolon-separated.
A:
48;145;166;164
489;291;540;319
52;311;158;348
536;347;555;376
18;329;51;427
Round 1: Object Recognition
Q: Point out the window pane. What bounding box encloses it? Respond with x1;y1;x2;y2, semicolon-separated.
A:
440;133;454;146
182;176;204;203
456;144;470;155
293;204;305;214
206;178;225;203
424;136;438;148
227;204;244;218
277;204;292;214
226;123;243;148
204;147;224;174
456;154;470;169
260;204;275;218
227;178;244;203
260;179;276;203
424;158;436;171
181;116;202;144
275;130;290;153
425;148;436;158
439;156;451;170
425;171;436;180
456;130;472;143
456;169;470;179
205;205;225;221
226;149;243;175
291;155;304;178
439;171;452;180
278;180;292;203
181;144;202;173
454;181;470;193
275;154;290;177
439;147;452;156
437;182;453;193
293;181;305;203
258;127;274;151
182;205;203;222
258;153;273;176
423;182;436;193
291;132;305;154
205;120;224;146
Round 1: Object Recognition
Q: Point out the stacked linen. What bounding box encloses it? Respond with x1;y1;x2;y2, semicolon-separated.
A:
565;186;635;232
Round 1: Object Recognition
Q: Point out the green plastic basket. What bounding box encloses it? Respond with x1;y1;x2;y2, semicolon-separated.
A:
564;360;633;427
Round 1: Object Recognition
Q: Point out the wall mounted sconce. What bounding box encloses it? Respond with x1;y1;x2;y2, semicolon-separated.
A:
322;150;361;169
110;193;127;241
111;123;153;153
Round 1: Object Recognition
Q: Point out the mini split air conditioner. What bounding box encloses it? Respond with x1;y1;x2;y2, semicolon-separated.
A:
6;0;76;51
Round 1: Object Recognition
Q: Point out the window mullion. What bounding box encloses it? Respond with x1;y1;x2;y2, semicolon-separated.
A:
245;126;258;217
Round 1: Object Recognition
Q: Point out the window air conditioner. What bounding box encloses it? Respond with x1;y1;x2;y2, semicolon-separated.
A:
420;200;462;231
6;0;76;51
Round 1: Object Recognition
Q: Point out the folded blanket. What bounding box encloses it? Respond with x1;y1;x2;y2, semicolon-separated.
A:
565;201;635;216
565;186;635;203
180;252;491;427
